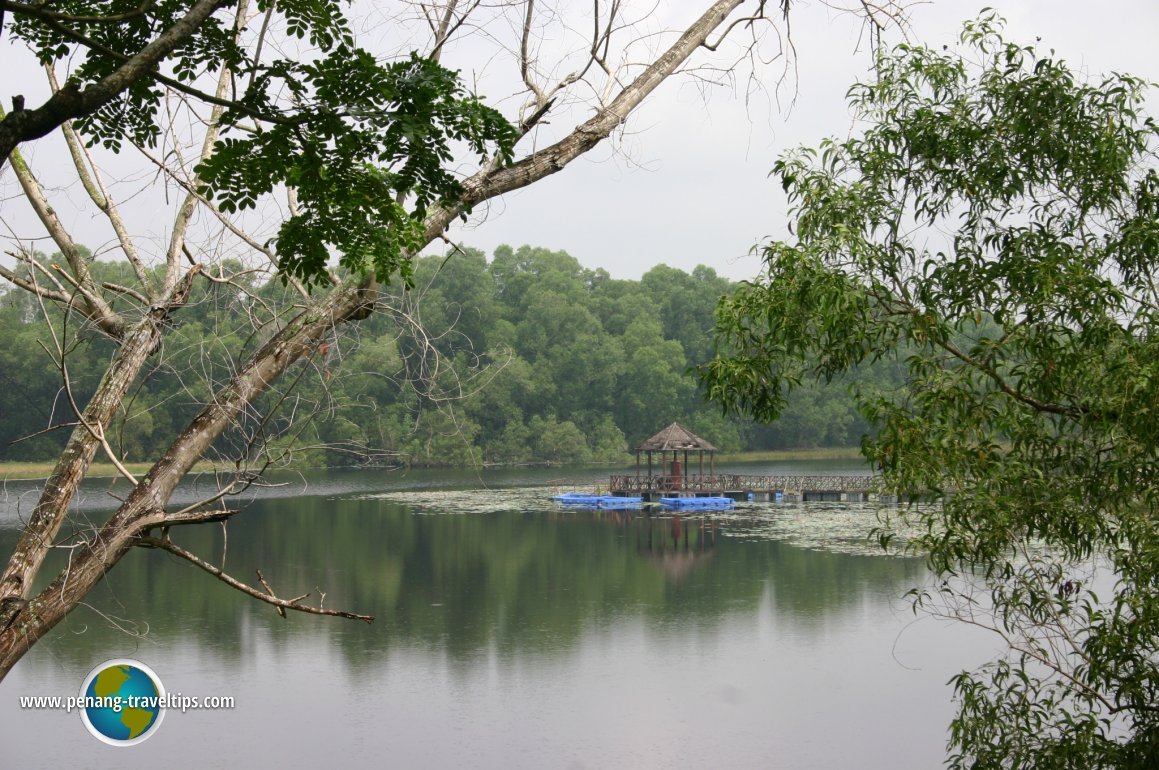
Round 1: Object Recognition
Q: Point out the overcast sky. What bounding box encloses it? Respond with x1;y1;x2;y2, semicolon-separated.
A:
445;0;1159;281
2;1;1157;283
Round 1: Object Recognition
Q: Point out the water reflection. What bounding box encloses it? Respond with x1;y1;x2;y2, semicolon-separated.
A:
0;466;980;769
1;486;931;667
635;515;716;580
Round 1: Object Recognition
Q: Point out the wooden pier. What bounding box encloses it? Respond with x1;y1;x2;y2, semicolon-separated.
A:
609;473;890;503
620;424;896;504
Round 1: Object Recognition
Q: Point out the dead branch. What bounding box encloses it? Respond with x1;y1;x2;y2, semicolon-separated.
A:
162;0;250;296
136;536;374;623
701;1;770;51
427;0;483;62
0;125;127;338
433;0;749;235
100;281;150;306
0;262;71;306
48;68;154;296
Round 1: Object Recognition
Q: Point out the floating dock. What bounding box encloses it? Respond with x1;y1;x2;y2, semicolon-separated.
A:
659;496;735;509
552;493;644;509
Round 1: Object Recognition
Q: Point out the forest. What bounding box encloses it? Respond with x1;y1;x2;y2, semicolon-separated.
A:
0;244;896;468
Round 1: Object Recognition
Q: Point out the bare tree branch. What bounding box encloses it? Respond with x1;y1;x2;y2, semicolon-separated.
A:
1;119;128;338
428;0;483;62
0;262;71;305
53;93;155;294
136;536;374;623
436;0;749;234
162;0;250;295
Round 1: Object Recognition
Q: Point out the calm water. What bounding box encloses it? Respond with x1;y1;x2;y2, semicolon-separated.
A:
0;462;989;768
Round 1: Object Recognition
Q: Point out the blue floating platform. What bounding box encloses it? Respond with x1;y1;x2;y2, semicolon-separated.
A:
552;494;643;509
659;496;735;508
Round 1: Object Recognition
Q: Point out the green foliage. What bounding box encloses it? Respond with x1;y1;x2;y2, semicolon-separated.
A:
0;243;893;468
197;51;515;288
704;14;1159;768
529;415;590;464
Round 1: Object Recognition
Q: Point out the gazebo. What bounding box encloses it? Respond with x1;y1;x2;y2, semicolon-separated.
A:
628;422;718;496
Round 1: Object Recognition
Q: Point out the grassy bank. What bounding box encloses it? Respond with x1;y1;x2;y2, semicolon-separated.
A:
0;461;216;481
714;447;865;463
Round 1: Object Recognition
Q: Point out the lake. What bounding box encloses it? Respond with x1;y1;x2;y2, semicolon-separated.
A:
0;461;990;768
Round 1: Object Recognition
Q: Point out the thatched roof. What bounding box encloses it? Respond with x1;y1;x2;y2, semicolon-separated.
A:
636;422;717;452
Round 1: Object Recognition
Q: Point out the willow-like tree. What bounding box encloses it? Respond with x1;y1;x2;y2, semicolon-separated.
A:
704;15;1159;768
0;0;912;680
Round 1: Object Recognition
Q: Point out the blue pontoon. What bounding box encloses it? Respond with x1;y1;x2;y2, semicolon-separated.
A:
658;496;735;508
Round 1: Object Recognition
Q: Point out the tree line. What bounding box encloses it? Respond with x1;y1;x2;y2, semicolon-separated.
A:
0;244;897;468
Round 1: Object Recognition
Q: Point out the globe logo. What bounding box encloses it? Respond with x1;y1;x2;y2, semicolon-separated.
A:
78;659;166;746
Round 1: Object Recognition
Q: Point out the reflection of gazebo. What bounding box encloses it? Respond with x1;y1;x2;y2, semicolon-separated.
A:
636;515;716;580
631;422;718;496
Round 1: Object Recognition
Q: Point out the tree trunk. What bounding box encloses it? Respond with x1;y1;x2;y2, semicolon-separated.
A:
0;270;199;646
0;282;374;675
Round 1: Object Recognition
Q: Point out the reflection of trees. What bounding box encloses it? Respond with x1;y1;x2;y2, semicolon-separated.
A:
2;497;926;673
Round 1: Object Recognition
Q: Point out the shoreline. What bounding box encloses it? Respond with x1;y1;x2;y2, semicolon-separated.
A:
0;461;217;482
0;447;864;482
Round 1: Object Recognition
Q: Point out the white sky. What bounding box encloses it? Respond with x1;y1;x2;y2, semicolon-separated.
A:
2;1;1157;282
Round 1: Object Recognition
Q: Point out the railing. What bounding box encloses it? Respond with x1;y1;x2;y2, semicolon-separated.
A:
609;474;881;493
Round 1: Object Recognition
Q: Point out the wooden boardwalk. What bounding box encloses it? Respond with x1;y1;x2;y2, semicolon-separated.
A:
609;473;891;502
